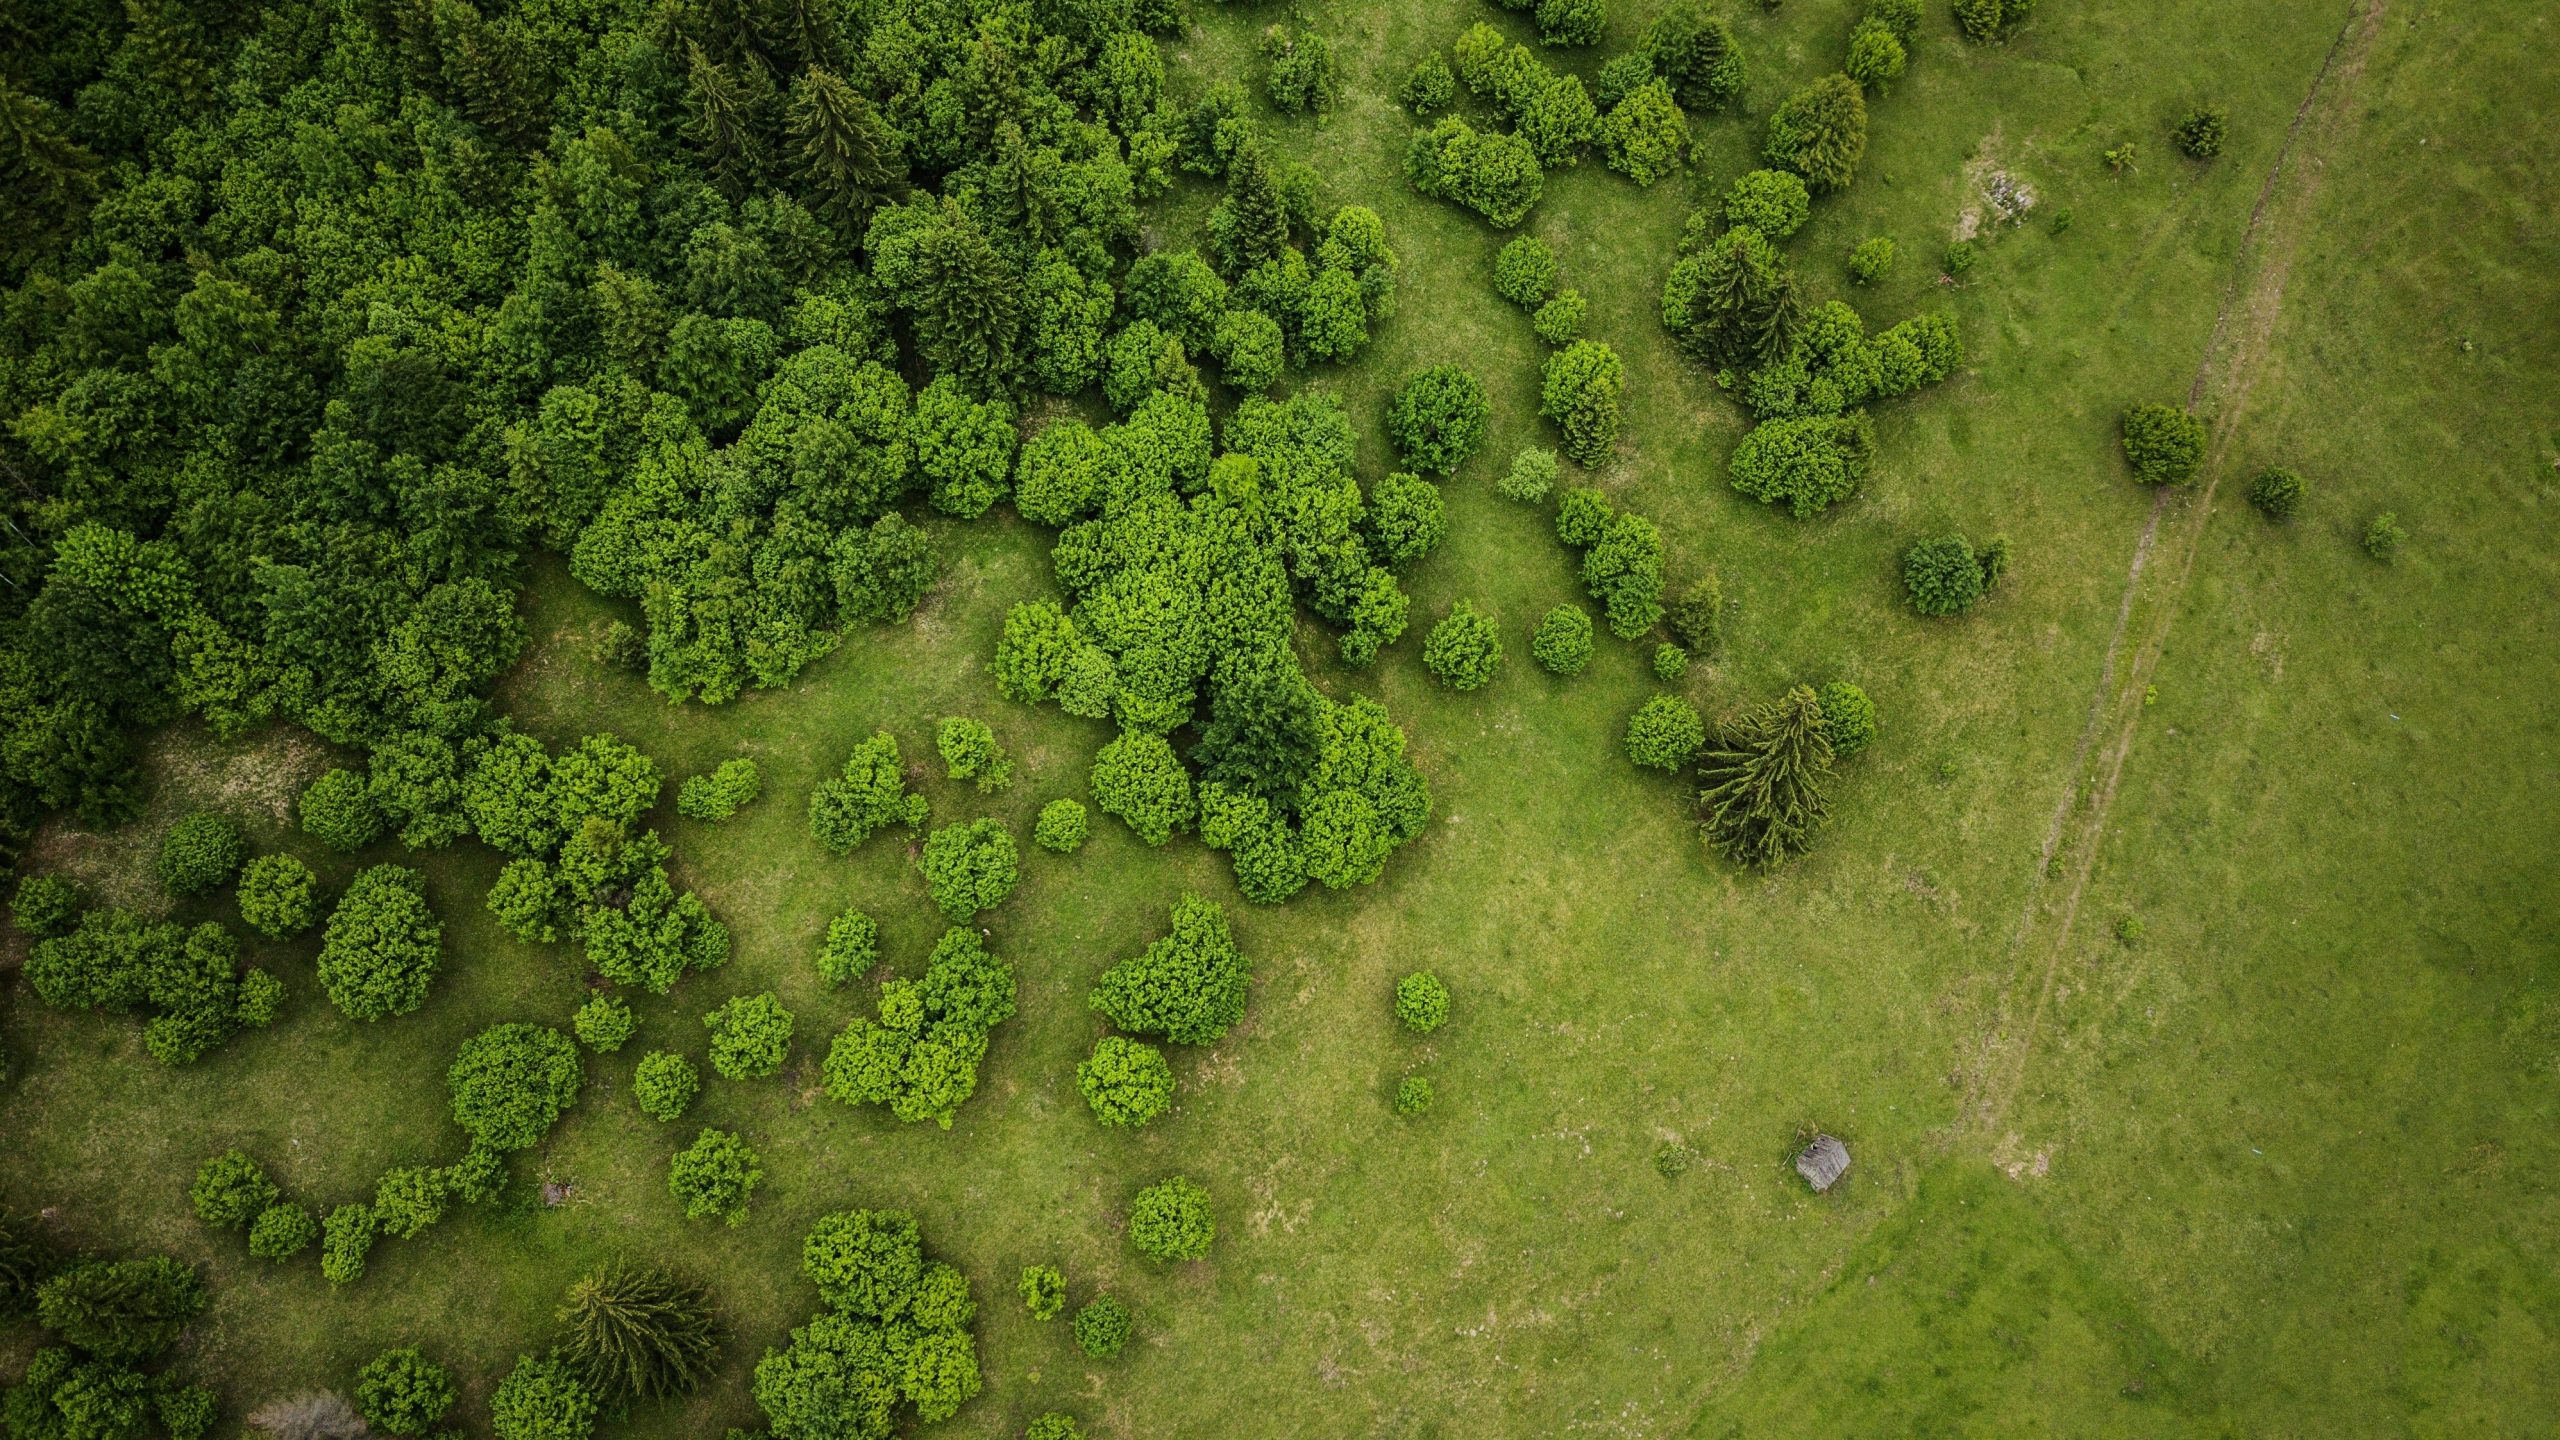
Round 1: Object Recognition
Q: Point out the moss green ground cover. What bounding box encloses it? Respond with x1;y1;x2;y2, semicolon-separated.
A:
6;1;2556;1436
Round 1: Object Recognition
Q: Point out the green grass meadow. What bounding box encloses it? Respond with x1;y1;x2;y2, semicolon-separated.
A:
6;1;2557;1436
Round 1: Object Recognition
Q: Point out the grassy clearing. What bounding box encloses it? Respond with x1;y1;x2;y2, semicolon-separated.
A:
5;0;2555;1436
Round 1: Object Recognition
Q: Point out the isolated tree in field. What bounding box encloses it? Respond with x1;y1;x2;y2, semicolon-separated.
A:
448;1023;583;1151
357;1347;455;1436
2121;403;2207;485
1387;366;1491;474
1423;602;1504;690
1078;1036;1177;1126
1532;604;1596;675
1074;1295;1133;1356
235;854;318;939
1091;895;1249;1045
489;1353;597;1440
1019;1263;1067;1320
703;992;795;1080
634;1051;700;1122
1697;686;1835;869
1128;1176;1216;1260
1541;340;1625;464
668;1129;762;1226
1626;694;1708;771
557;1263;724;1404
1395;971;1451;1032
318;865;442;1022
917;819;1020;920
1765;74;1868;191
1669;574;1724;655
2248;466;2306;519
158;813;243;896
190;1151;278;1229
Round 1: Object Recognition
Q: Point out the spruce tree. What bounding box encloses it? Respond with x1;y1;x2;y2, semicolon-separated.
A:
685;40;764;196
1209;145;1292;276
1764;73;1868;191
1671;226;1800;367
0;83;100;266
1696;685;1834;869
556;1263;725;1404
912;197;1023;394
787;65;905;228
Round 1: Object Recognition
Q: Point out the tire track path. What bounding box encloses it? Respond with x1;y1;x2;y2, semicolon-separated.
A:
1966;0;2393;1138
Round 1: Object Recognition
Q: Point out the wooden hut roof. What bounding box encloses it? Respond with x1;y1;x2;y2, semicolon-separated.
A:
1795;1134;1850;1192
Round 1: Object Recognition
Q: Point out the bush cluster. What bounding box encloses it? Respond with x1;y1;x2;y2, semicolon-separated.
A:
917;818;1020;920
1019;1264;1067;1321
758;1210;984;1428
1074;1295;1134;1357
703;992;795;1081
668;1128;762;1226
1127;1176;1217;1261
823;927;1018;1128
935;718;1014;792
1902;535;2010;616
675;758;761;821
1387;366;1491;474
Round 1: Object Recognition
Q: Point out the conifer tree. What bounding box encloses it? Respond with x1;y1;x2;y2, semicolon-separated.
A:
0;83;99;266
787;65;905;227
556;1263;725;1405
685;40;764;196
1665;226;1801;367
1696;685;1834;869
911;197;1023;394
1209;145;1292;276
1764;74;1868;191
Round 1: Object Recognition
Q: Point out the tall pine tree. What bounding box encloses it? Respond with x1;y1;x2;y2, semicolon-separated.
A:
786;65;905;228
1209;144;1291;276
911;197;1022;395
1666;225;1800;367
685;40;765;197
1695;685;1833;868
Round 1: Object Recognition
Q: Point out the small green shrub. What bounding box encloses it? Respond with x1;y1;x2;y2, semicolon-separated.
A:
2248;466;2305;519
1402;54;1456;114
1844;17;1906;90
1531;605;1596;676
2175;105;2227;159
357;1347;456;1436
2121;403;2207;486
1500;447;1560;503
1556;486;1614;547
12;875;79;938
817;908;879;987
1018;1264;1066;1321
320;1204;376;1287
1494;235;1559;308
634;1051;700;1122
667;1128;761;1226
1847;236;1895;283
1387;366;1491;474
572;995;635;1054
1625;694;1707;770
2363;511;2406;561
1077;1035;1176;1127
1816;682;1878;758
702;992;794;1080
1654;1140;1698;1177
1532;290;1588;345
1669;574;1724;655
1393;1076;1435;1115
1394;971;1451;1033
190;1150;279;1228
248;1202;318;1261
300;768;385;852
1541;340;1624;464
1073;1295;1133;1357
1027;1413;1084;1440
1943;239;1977;277
676;758;761;820
236;968;285;1027
235;854;318;939
158;814;245;897
1423;601;1503;690
1034;798;1090;853
489;1353;596;1440
917;818;1020;920
935;718;1014;792
1724;169;1811;239
1128;1176;1215;1260
1903;536;1990;616
1652;644;1690;681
